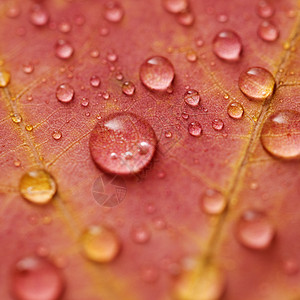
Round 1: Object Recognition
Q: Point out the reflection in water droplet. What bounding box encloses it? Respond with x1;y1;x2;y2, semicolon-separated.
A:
213;30;242;62
163;0;188;14
238;67;275;101
81;225;121;263
90;75;101;87
0;70;11;87
29;5;49;26
140;56;175;91
56;83;74;103
227;102;244;119
261;110;300;159
184;89;200;107
52;130;62;140
256;0;275;18
212;119;224;131
55;40;74;59
19;170;57;204
257;21;279;42
201;189;226;215
104;1;124;23
131;225;151;244
12;256;64;300
89;113;157;175
177;11;194;26
122;81;135;96
236;210;274;250
188;121;202;137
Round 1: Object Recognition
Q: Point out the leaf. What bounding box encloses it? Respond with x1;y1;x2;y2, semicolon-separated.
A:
0;0;300;299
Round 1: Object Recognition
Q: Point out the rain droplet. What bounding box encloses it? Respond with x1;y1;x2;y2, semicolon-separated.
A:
236;210;274;250
90;75;101;87
81;225;121;263
89;113;157;175
140;56;175;91
184;89;200;107
131;225;151;244
213;30;242;62
257;21;279;42
122;81;135;96
163;0;188;14
177;11;195;26
227;102;244;119
12;256;64;300
29;5;49;26
54;40;74;60
256;0;275;18
188;121;202;137
104;1;124;23
11;113;22;124
260;110;300;160
201;189;226;215
52;130;62;140
56;83;74;103
0;70;11;87
238;67;275;101
212;119;224;131
19;169;57;205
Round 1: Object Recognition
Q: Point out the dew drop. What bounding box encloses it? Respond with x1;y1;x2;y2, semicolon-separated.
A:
141;266;159;283
54;40;74;60
0;70;11;87
238;67;275;101
81;98;89;107
213;30;242;62
140;56;175;91
11;256;64;300
107;51;118;62
165;131;172;138
19;170;57;205
90;75;101;87
227;102;244;119
81;225;121;263
58;21;72;33
131;225;151;244
184;89;200;107
257;21;279;42
195;37;204;47
177;11;195;26
256;0;275;18
163;0;188;14
6;5;21;18
260;110;300;159
217;14;228;23
56;83;74;103
52;130;62;140
29;5;49;27
115;72;124;81
23;63;34;74
25;124;33;132
236;210;274;250
188;121;202;137
186;50;198;62
11;113;22;124
89;113;157;175
212;119;224;131
104;1;124;23
122;81;135;96
201;189;226;215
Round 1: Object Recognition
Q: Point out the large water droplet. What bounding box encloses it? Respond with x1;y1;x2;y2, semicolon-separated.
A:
11;256;64;300
140;56;175;91
19;170;57;205
122;81;135;96
0;70;11;87
104;1;124;23
227;102;244;119
184;89;200;107
56;83;74;103
163;0;188;14
81;225;121;263
188;121;202;137
256;1;275;18
29;5;49;26
89;113;157;175
257;21;279;42
54;40;74;60
213;31;242;62
201;189;226;215
238;67;275;101
236;210;274;250
261;110;300;159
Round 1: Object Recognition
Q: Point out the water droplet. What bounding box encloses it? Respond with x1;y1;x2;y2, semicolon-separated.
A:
52;130;62;140
227;102;244;119
122;81;135;96
212;119;224;131
25;124;33;132
238;67;275;101
163;0;188;14
165;131;172;138
23;63;34;74
195;37;204;47
89;113;157;175
213;30;242;62
201;189;226;215
90;49;100;58
54;40;74;60
81;225;121;263
131;225;151;244
11;113;22;124
141;266;159;283
0;70;11;87
12;256;64;300
140;56;175;91
217;14;228;23
236;210;274;250
282;259;299;275
184;89;200;107
256;0;275;18
107;51;118;62
29;5;49;26
102;92;110;100
19;170;57;205
257;21;279;42
177;11;195;26
6;5;21;18
56;83;74;103
188;121;202;137
90;75;101;87
115;72;124;81
186;50;198;62
260;110;300;159
58;21;72;33
104;1;124;23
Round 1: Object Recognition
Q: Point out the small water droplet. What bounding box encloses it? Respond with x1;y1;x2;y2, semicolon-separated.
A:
217;14;228;23
90;49;100;58
201;189;226;215
177;11;195;26
181;112;189;120
54;40;74;60
23;63;34;74
0;70;11;87
236;210;274;250
115;72;124;81
81;98;89;107
131;225;151;244
188;121;202;137
52;130;62;140
282;259;299;275
141;266;159;283
12;256;64;300
227;102;244;119
25;124;33;132
58;21;72;33
186;50;198;62
163;0;188;14
81;225;121;263
239;67;275;101
165;131;172;138
107;51;118;62
6;5;21;18
258;21;279;42
195;37;204;47
90;75;101;87
122;81;135;96
260;110;300;159
256;0;275;18
102;92;110;100
212;119;224;131
104;1;124;23
89;113;157;175
29;5;49;26
100;27;109;36
138;141;150;155
14;160;21;167
184;89;200;107
19;169;57;205
11;113;22;124
140;56;175;91
56;83;74;103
